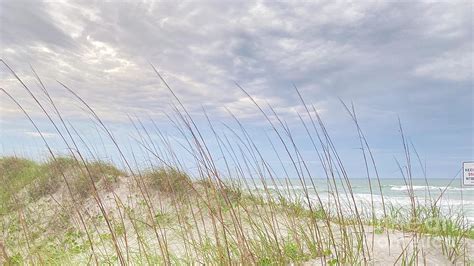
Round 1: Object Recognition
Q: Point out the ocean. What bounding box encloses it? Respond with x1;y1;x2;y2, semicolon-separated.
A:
242;178;474;225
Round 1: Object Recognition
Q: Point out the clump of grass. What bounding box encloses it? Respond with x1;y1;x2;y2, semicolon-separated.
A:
1;155;125;202
370;204;473;239
220;185;242;203
0;157;42;213
29;156;77;200
88;161;124;184
201;180;243;207
70;160;125;197
145;167;192;195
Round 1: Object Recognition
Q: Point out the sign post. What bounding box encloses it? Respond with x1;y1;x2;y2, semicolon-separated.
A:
463;162;474;186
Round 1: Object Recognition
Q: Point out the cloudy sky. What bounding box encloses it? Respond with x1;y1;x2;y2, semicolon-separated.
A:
0;0;472;178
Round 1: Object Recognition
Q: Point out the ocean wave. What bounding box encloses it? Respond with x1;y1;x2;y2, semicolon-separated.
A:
253;189;474;224
349;193;474;206
390;185;474;191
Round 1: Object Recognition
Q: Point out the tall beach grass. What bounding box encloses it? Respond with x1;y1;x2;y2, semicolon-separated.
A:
0;61;472;265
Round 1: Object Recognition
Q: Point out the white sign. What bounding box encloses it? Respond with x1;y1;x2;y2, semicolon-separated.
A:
463;162;474;186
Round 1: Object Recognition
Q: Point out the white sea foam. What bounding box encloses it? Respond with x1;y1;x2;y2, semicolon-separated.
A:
390;185;474;191
247;179;474;224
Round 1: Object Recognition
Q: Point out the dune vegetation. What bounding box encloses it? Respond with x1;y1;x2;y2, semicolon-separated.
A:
0;62;473;265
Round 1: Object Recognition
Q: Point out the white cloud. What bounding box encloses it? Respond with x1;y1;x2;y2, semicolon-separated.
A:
0;0;471;128
414;48;472;82
25;131;57;138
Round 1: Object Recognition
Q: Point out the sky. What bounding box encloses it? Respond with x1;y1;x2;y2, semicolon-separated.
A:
0;0;472;179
